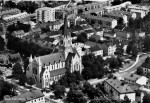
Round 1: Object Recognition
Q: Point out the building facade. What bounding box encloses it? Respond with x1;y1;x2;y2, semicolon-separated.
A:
104;78;136;102
36;7;56;23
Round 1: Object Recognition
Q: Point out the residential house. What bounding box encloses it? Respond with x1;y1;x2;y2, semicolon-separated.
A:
121;40;129;52
84;29;95;39
140;57;150;75
130;9;146;18
49;20;63;31
115;31;131;40
90;34;104;42
114;72;150;89
104;78;136;102
135;30;145;39
8;53;21;63
128;5;149;15
4;90;45;103
103;12;128;24
89;45;103;56
114;10;137;20
70;25;84;34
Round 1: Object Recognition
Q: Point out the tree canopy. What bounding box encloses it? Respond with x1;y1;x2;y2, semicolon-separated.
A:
0;36;5;51
76;32;88;43
143;93;150;103
53;85;66;99
12;62;23;79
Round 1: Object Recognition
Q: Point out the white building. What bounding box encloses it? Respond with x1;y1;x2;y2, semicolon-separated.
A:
104;1;132;13
3;12;28;21
4;90;45;103
36;7;56;23
130;9;146;18
81;15;118;29
128;5;149;15
89;45;103;56
104;78;136;102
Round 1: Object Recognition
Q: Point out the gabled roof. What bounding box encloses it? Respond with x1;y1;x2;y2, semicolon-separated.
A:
89;45;102;52
81;14;115;22
105;78;135;94
38;52;65;65
4;90;44;103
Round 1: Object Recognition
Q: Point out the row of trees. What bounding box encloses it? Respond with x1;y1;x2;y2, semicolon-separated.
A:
3;1;38;13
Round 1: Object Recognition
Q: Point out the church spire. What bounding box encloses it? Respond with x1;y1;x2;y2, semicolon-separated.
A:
62;14;69;37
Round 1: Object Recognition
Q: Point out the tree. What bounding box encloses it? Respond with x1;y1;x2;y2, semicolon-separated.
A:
76;32;88;43
53;85;65;99
115;44;124;55
19;73;27;86
0;70;3;75
121;95;131;103
137;67;143;75
12;62;23;79
144;36;150;51
27;77;36;86
0;36;5;51
143;93;150;103
67;89;87;103
82;67;93;80
1;81;17;98
4;1;16;8
131;44;138;58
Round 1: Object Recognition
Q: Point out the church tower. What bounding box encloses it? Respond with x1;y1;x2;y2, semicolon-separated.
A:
60;14;73;59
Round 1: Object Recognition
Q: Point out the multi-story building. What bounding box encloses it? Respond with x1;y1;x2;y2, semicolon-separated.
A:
104;78;136;102
36;7;56;23
130;9;146;18
4;90;45;103
89;45;103;56
81;15;117;29
128;5;149;15
103;12;128;24
104;1;132;13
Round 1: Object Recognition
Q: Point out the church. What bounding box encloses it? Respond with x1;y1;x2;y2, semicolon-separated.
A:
26;14;83;88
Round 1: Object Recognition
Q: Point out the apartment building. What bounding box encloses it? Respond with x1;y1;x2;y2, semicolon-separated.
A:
81;15;117;29
128;5;149;15
103;12;128;24
36;7;56;23
104;78;136;102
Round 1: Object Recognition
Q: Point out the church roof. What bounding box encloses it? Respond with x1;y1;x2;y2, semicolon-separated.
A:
38;52;65;65
66;52;76;61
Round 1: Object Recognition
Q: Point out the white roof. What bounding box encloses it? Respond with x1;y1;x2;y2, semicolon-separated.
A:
130;9;144;13
136;76;148;86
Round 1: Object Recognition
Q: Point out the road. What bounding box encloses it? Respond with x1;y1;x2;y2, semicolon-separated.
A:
121;53;150;74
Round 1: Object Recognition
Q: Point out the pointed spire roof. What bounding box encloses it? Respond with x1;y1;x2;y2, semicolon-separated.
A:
62;14;69;37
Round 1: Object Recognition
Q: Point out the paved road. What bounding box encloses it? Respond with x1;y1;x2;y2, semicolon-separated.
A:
121;53;150;74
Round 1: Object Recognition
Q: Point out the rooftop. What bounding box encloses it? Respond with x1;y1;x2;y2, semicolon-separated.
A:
81;14;115;22
38;52;65;65
121;72;141;81
105;78;135;94
89;45;102;52
4;90;44;103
